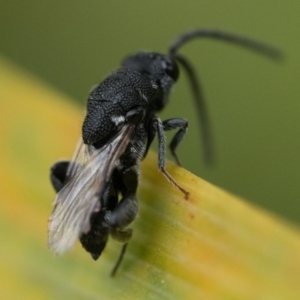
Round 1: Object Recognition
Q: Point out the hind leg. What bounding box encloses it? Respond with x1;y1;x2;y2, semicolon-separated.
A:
107;166;139;276
108;166;139;242
50;161;69;192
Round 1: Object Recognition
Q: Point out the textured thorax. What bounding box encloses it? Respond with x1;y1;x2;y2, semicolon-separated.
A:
82;68;159;147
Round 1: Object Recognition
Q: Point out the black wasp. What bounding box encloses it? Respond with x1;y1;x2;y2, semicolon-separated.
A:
48;29;281;276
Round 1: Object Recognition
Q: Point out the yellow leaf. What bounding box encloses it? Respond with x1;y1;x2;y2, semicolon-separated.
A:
1;57;300;300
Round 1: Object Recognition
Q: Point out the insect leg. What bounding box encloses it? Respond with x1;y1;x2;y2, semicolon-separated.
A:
110;243;128;277
152;117;189;197
108;167;139;242
162;118;188;166
50;161;69;192
108;167;139;275
143;118;157;159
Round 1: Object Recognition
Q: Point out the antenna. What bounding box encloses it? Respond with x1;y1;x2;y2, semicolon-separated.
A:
169;29;283;164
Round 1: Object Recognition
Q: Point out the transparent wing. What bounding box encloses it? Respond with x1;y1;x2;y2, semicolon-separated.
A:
65;138;90;180
48;124;134;254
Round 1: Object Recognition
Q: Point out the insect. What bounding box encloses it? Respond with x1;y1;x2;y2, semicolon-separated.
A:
49;28;281;276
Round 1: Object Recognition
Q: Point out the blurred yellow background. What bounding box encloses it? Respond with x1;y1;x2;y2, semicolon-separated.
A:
0;2;299;222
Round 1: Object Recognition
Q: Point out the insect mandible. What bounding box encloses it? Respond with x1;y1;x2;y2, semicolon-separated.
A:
48;28;281;276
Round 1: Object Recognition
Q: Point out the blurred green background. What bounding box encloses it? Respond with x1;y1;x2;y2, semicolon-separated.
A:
0;1;299;223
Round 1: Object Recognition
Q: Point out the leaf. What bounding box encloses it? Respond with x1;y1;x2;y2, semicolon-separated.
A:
1;56;300;300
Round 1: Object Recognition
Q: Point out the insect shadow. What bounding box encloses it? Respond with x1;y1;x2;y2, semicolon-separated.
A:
48;28;282;276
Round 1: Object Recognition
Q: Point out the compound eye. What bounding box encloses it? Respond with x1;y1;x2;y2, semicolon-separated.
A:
163;57;179;81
